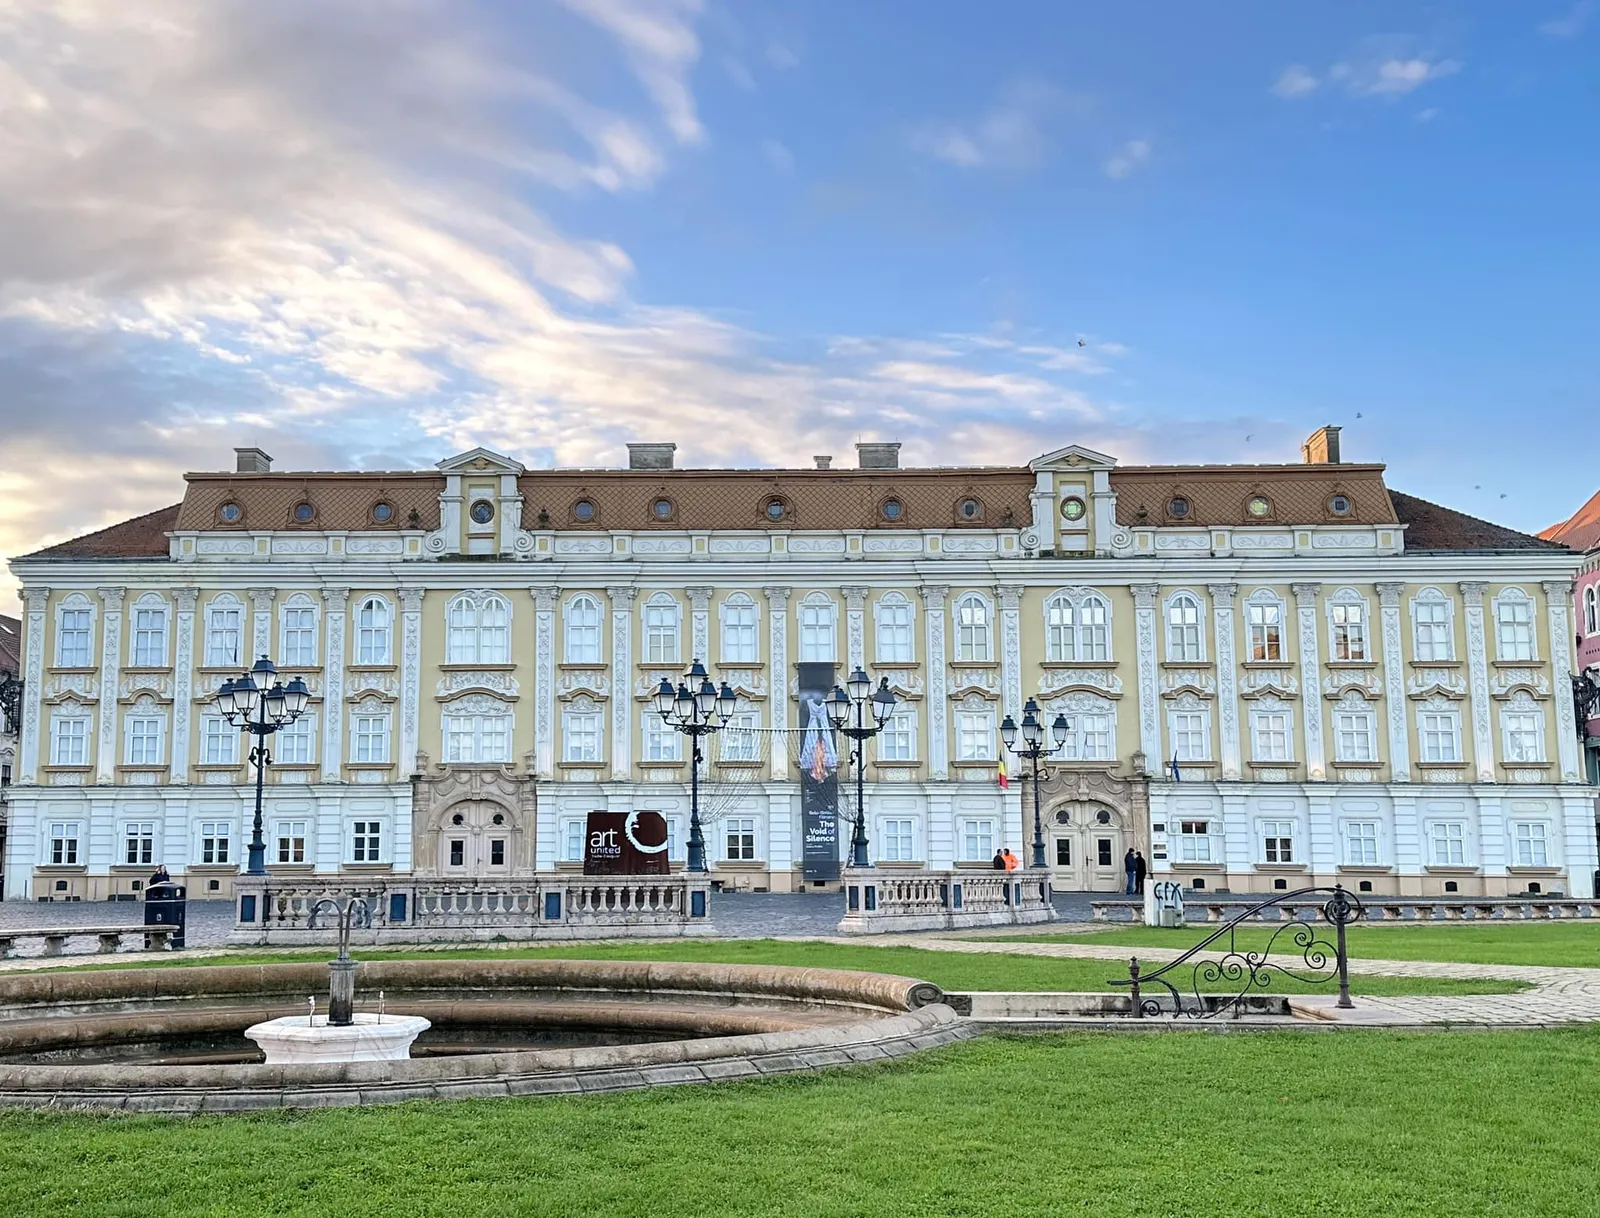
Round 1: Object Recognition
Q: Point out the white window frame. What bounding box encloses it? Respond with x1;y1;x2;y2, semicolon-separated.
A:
1500;703;1546;764
130;601;169;668
954;708;996;762
1585;586;1598;637
447;593;511;665
1512;820;1549;868
1418;708;1461;763
1250;706;1293;763
199;715;239;766
1411;589;1455;662
719;595;759;664
350;820;384;863
275;820;309;865
47;821;81;866
954;594;992;663
198;821;232;866
203;597;244;668
355;597;393;666
123;821;156;867
720;710;762;763
352;710;391;763
55;597;95;668
1429;821;1466;867
564;594;604;665
562;819;585;863
1164;591;1205;663
643;712;683;763
1168;707;1211;762
797;596;837;663
1246;592;1285;662
877;707;916;763
874;594;915;665
1333;704;1378;763
275;711;316;766
562;709;603;764
50;712;91;766
1260;820;1295;864
443;706;512;763
1328;591;1369;662
724;816;757;861
1044;591;1112;663
279;599;319;668
1176;820;1213;863
961;818;996;861
125;714;165;767
1343;820;1380;866
879;817;916;862
1493;590;1537;662
642;595;682;666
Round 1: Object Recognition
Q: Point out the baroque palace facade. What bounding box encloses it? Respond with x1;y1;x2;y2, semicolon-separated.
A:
4;429;1594;902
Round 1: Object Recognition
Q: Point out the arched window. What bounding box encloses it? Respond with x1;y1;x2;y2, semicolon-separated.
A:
720;594;758;664
279;594;319;668
129;594;169;668
1165;592;1203;663
874;594;914;664
1585;586;1597;637
798;595;836;663
447;593;510;664
356;597;392;665
564;594;602;665
203;594;243;668
1044;590;1110;663
1327;588;1369;662
1493;589;1536;662
954;594;992;663
1411;588;1454;661
1246;590;1285;662
642;595;682;665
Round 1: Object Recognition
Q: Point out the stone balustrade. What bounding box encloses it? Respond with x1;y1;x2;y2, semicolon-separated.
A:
230;874;715;946
837;868;1057;934
1090;896;1600;925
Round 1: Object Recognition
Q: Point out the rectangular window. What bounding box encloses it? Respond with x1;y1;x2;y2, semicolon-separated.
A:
565;598;602;665
281;607;317;667
1330;602;1368;662
490;839;506;867
200;822;231;866
1496;599;1536;661
878;710;915;763
131;607;168;667
955;598;991;663
563;711;603;763
449;839;465;867
1251;710;1292;762
880;818;915;862
1344;821;1379;866
955;709;995;762
356;599;391;665
276;713;315;765
1334;709;1377;763
1177;820;1212;863
276;821;308;865
644;602;679;665
1260;820;1294;864
875;602;914;664
1169;710;1210;762
563;820;584;862
126;717;164;766
48;822;80;866
123;822;155;866
50;715;90;766
444;713;512;764
1502;711;1544;763
353;714;390;763
1513;821;1548;867
1166;598;1203;662
798;603;835;663
205;607;241;668
961;819;995;861
724;816;756;861
200;716;239;765
1247;601;1283;662
1078;714;1113;762
1419;711;1461;763
643;714;683;763
1413;600;1453;661
57;607;92;667
721;602;758;663
1429;821;1465;867
720;712;761;763
351;821;382;863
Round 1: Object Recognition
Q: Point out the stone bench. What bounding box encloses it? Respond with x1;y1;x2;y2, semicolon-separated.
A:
0;926;175;959
1089;897;1600;925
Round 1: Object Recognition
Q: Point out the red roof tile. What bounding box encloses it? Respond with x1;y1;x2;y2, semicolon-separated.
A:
1389;491;1567;553
19;504;180;560
1539;488;1600;554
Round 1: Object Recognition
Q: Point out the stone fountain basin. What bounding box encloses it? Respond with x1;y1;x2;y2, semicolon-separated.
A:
0;959;965;1112
246;1013;432;1065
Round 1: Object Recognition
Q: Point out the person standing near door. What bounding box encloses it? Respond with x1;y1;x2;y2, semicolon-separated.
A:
1134;851;1148;894
1123;848;1137;895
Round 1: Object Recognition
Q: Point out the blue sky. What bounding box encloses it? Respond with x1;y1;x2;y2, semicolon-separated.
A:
0;0;1595;606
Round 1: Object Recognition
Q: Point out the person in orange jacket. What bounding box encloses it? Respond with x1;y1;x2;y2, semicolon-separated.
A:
1002;848;1021;871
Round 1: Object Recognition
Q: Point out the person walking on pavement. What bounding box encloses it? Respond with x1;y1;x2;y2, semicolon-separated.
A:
1134;850;1148;894
1123;848;1137;895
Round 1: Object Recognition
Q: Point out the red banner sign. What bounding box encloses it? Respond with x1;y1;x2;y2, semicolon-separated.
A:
582;810;671;875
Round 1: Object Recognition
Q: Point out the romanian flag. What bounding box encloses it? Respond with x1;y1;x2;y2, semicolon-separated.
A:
997;756;1010;790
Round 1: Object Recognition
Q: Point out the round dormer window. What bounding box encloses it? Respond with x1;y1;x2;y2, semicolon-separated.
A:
1247;495;1273;519
470;500;495;525
1167;496;1191;519
765;497;787;521
292;501;315;524
1060;496;1086;522
573;499;596;523
218;502;243;525
652;498;675;521
371;501;394;525
881;498;903;522
959;497;982;520
1329;493;1352;517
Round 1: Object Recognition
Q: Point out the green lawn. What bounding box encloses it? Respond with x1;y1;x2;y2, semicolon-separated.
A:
4;1028;1599;1216
992;922;1600;968
32;939;1524;996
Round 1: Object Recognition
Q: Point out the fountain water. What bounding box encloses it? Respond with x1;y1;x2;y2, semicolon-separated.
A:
244;897;429;1065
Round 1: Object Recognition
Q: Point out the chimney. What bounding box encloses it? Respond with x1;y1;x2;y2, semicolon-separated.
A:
1301;426;1341;465
234;447;273;473
855;441;901;470
627;442;677;470
813;455;832;470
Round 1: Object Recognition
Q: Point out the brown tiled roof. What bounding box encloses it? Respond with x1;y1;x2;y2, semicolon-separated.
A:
1538;488;1600;554
20;504;180;560
0;614;19;674
1111;464;1397;528
176;472;443;532
519;468;1032;531
1390;491;1568;552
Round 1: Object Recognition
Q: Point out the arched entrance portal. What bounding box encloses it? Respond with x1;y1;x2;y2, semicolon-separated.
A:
1048;801;1127;892
435;799;517;875
412;760;536;878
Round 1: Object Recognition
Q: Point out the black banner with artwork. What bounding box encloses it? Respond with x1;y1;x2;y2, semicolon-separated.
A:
796;661;840;883
583;810;671;875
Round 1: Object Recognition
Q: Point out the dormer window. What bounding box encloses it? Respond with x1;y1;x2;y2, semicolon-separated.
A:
371;501;395;525
470;500;495;525
958;497;983;521
291;501;315;524
573;499;597;523
218;502;243;525
1060;496;1086;522
1246;495;1273;519
1167;496;1191;520
652;498;675;521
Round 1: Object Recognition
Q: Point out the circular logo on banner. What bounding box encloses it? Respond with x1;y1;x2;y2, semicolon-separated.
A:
625;810;670;854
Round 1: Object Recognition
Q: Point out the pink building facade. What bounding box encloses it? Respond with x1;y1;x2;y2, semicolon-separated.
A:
1541;493;1600;781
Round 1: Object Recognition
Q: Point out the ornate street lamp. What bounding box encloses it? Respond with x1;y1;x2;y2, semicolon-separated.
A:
655;659;738;872
1000;697;1070;870
214;656;310;876
826;667;898;868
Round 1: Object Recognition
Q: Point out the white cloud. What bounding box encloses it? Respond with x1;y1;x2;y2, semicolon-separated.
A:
1271;64;1320;99
557;0;706;142
1538;2;1592;37
911;80;1079;172
1328;53;1461;98
1104;139;1150;180
1415;107;1440;123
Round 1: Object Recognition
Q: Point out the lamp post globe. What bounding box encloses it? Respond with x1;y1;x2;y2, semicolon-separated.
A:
1002;696;1069;871
657;659;737;875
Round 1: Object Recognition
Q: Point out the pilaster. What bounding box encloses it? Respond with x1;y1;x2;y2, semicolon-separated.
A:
531;586;559;779
321;588;349;782
247;588;275;665
998;584;1024;723
1544;580;1582;782
398;587;425;776
1291;583;1325;780
841;586;868;673
921;585;950;780
95;586;125;784
1131;583;1161;767
1376;582;1411;782
607;586;637;781
1461;582;1495;782
1210;583;1241;779
764;586;792;780
169;588;198;784
18;587;48;784
686;586;713;665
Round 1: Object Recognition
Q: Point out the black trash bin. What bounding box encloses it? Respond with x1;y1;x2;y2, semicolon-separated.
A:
144;882;187;950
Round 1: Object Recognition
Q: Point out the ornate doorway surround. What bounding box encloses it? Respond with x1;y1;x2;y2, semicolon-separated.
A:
1039;767;1150;894
411;756;537;878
